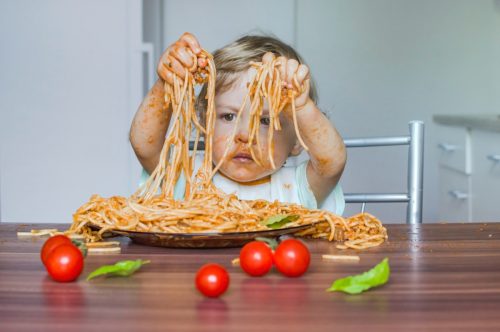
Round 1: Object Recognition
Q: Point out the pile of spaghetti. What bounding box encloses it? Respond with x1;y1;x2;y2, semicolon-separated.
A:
70;50;387;250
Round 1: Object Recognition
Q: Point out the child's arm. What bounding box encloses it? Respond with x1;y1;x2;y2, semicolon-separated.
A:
295;99;347;206
263;53;347;206
130;33;204;174
130;80;170;174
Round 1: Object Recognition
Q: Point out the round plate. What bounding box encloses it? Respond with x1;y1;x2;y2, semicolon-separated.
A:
88;224;311;248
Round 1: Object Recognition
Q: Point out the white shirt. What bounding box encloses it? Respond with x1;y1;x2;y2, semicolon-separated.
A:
141;154;345;215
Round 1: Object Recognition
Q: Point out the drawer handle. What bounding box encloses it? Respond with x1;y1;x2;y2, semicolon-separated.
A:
438;143;457;152
448;190;468;200
487;154;500;163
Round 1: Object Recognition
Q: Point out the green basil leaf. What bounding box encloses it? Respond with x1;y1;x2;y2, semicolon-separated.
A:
326;258;390;294
87;259;150;281
261;214;299;229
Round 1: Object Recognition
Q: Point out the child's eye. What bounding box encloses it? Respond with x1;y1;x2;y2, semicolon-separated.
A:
221;113;236;122
260;117;271;126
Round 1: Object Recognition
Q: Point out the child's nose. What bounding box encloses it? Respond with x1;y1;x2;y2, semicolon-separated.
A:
234;128;249;144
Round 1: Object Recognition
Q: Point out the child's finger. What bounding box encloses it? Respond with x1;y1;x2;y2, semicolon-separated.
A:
157;60;174;84
198;57;208;68
296;64;310;85
179;32;202;55
163;68;175;85
171;44;196;71
286;59;299;87
157;53;170;79
262;52;275;64
167;55;188;78
276;56;287;82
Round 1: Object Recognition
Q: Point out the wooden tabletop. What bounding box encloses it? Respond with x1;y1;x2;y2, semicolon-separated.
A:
1;222;500;332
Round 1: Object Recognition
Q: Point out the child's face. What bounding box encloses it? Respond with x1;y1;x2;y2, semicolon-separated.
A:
213;69;301;183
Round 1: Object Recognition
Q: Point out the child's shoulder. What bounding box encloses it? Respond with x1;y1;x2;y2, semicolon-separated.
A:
272;158;305;176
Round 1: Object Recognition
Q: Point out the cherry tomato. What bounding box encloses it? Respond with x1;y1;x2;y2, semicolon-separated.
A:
195;263;229;297
239;241;274;277
40;235;73;266
45;244;84;282
273;239;310;277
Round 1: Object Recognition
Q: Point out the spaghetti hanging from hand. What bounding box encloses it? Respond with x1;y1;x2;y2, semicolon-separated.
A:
70;50;387;250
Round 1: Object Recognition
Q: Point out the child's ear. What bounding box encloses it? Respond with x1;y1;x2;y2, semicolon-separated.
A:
290;140;303;157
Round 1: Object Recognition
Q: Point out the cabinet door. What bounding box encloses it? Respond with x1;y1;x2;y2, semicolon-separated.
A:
471;130;500;222
436;125;472;174
0;0;144;223
439;167;471;222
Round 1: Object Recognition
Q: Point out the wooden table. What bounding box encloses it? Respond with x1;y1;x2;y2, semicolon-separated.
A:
1;223;500;331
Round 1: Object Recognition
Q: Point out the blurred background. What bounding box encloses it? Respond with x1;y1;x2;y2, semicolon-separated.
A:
1;0;500;223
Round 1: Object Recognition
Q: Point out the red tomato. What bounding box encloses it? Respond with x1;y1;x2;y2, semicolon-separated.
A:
40;235;73;266
45;244;84;282
273;239;310;277
239;241;274;277
195;264;230;297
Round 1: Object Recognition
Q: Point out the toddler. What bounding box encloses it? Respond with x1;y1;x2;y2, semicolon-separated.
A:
130;33;347;215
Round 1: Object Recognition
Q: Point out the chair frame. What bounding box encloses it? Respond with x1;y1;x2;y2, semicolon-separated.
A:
343;121;424;224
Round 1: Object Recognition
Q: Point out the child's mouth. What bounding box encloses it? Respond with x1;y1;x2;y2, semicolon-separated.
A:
233;152;254;163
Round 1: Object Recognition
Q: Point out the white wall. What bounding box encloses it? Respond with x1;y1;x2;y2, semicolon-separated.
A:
297;0;500;221
162;0;296;53
0;0;144;222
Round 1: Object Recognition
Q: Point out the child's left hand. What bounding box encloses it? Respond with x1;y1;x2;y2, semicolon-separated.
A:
262;52;311;111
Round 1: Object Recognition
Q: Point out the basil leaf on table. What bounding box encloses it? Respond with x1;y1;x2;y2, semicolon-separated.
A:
261;214;299;229
326;258;390;294
87;259;150;281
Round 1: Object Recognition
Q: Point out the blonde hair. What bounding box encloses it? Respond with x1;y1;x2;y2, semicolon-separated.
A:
196;35;318;120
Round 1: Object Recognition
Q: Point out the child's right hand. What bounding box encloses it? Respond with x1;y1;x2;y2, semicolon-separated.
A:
157;32;207;85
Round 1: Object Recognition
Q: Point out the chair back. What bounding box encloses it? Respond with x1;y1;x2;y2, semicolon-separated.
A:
344;121;424;224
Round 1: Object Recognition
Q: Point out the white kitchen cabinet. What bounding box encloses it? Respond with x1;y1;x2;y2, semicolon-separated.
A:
436;120;500;222
471;130;500;221
437;125;472;174
438;167;471;222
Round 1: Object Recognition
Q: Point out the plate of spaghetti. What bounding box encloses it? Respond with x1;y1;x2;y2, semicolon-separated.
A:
88;222;312;248
68;47;388;250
